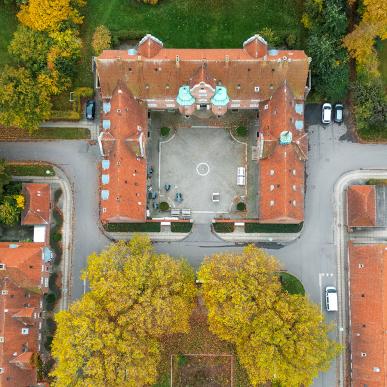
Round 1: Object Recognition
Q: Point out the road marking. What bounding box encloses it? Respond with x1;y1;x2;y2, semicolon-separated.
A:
83;279;87;294
319;273;323;312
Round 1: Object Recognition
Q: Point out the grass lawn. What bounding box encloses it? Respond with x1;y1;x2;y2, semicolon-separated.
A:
377;39;387;89
155;300;249;386
279;272;305;295
76;0;304;87
33;127;90;139
0;3;17;69
104;222;161;232
358;122;387;142
7;163;55;177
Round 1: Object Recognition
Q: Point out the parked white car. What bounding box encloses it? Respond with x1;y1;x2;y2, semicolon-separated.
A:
321;103;332;124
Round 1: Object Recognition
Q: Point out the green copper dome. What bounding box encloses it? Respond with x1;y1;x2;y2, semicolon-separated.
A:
176;85;195;106
211;86;230;106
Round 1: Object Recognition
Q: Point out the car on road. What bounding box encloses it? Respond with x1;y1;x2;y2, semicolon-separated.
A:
321;103;332;124
325;286;338;311
85;100;96;120
334;104;344;124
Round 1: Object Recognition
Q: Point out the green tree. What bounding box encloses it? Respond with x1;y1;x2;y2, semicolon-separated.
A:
0;160;11;198
92;25;112;55
198;245;341;386
0;66;52;131
8;26;51;74
51;236;196;386
0;196;20;225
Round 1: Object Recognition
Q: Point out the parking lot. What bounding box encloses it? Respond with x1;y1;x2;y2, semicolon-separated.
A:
159;126;246;223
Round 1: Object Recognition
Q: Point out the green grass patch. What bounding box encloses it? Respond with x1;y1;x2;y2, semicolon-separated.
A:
76;0;304;88
0;4;17;68
7;163;55;177
104;222;161;232
366;179;387;185
279;272;305;295
171;222;192;233
357;122;387;142
245;222;303;233
213;222;234;233
160;127;171;137
33;127;90;139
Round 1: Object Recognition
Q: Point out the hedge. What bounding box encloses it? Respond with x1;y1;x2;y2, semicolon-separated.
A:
171;222;192;233
50;110;81;121
213;222;234;233
366;179;387;185
159;201;170;211
245;222;303;233
104;222;161;232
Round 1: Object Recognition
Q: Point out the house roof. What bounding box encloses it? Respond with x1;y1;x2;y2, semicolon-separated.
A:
258;82;307;223
21;184;51;226
96;36;309;101
100;82;148;223
0;242;49;386
347;185;376;228
348;242;387;385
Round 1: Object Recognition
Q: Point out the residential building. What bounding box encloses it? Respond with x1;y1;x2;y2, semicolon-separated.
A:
347;185;376;229
348;242;387;385
96;34;310;224
0;242;52;386
21;184;51;243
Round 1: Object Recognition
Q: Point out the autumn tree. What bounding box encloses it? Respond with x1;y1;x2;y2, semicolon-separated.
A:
0;66;52;131
17;0;85;32
198;245;341;386
92;25;111;55
0;161;11;198
51;236;196;386
0;196;21;225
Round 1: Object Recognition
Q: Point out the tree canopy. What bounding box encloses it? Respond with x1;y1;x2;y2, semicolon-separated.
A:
92;25;112;55
51;236;196;386
198;245;341;386
0;66;52;132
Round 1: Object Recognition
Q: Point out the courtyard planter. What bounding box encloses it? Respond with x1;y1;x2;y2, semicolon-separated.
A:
160;127;171;137
213;222;234;233
236;202;246;211
159;202;170;211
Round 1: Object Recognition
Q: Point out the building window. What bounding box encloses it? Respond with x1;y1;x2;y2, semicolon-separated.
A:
0;337;4;343
1;290;7;295
270;200;275;206
361;352;367;357
44;277;49;288
236;84;241;90
270;170;275;176
254;86;260;92
264;104;269;110
0;264;5;270
21;328;29;335
102;208;107;213
358;263;364;268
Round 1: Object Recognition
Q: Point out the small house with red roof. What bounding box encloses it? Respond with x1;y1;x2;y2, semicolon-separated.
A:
347;185;377;230
21;184;51;243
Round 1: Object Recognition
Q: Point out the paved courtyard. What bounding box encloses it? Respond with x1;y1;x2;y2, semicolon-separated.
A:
159;126;246;223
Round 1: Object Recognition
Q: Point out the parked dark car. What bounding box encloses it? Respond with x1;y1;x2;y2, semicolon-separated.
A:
85;100;96;120
334;104;344;124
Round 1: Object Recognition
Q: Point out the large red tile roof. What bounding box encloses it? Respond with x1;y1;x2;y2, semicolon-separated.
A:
99;82;148;223
349;242;387;385
96;36;309;101
21;183;51;226
347;185;376;228
258;82;307;223
0;242;50;386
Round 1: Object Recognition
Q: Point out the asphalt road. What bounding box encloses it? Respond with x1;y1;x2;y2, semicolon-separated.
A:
1;118;387;386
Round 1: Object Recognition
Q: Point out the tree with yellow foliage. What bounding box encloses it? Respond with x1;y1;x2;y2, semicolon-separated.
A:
92;25;111;55
51;236;196;386
198;245;341;387
17;0;85;32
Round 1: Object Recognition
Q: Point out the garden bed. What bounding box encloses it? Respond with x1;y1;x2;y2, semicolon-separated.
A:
171;222;192;233
7;163;55;177
245;222;303;233
104;222;161;233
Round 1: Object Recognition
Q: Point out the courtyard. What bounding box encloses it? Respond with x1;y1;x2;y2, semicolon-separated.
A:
157;126;247;223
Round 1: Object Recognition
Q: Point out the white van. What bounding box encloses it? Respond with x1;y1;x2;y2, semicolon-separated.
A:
325;286;338;312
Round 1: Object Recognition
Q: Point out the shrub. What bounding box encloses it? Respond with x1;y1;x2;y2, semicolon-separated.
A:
177;354;188;367
236;126;247;137
52;232;62;242
45;292;57;304
258;27;281;47
73;87;94;99
104;222;161;232
279;272;305;295
160;127;170;137
111;29;147;47
213;222;234;233
50;110;80;121
159;202;170;211
245;222;303;233
367;179;387;185
236;202;246;211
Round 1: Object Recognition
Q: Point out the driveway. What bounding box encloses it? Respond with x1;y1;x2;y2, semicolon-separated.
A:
1;120;387;386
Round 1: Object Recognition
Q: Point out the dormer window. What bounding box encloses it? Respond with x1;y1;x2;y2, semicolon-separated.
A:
21;328;29;335
0;264;5;270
